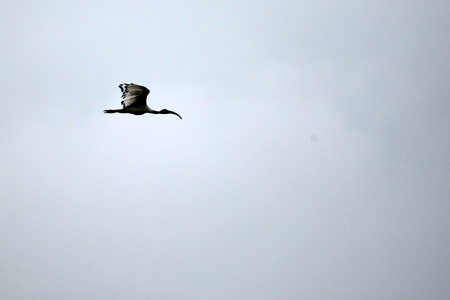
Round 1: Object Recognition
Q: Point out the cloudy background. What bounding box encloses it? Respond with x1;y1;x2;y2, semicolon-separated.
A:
1;1;449;299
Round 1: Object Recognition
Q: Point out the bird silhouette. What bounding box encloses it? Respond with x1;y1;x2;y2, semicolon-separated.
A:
104;83;182;119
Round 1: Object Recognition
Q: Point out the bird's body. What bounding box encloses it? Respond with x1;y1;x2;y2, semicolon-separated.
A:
104;83;182;119
104;106;152;115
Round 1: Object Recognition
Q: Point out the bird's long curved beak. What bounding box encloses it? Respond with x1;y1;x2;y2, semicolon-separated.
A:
168;110;182;119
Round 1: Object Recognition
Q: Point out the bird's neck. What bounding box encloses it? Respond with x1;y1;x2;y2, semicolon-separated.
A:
146;107;157;113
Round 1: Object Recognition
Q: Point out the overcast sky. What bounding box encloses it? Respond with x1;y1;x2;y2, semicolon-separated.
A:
1;1;449;299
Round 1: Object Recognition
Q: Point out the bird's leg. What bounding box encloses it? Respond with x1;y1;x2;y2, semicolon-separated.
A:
103;109;123;114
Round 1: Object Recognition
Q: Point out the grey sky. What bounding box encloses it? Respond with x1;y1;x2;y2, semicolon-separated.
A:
1;1;449;299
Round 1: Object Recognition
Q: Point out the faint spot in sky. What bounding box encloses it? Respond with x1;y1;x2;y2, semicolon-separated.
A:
310;134;318;142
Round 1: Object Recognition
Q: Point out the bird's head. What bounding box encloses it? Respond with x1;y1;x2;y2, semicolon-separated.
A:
160;109;182;119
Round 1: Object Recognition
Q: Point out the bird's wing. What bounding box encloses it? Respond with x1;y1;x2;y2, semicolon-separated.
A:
119;83;150;108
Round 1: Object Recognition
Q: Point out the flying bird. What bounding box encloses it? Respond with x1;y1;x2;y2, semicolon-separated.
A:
104;83;182;119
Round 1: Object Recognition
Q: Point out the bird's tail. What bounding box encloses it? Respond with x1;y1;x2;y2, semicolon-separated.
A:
103;109;122;114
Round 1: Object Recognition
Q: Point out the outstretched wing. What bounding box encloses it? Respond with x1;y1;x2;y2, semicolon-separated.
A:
119;83;150;108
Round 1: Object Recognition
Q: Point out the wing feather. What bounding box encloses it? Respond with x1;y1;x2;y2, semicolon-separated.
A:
118;83;150;108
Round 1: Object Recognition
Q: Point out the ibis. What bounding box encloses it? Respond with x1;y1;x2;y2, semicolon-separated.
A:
104;83;182;119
